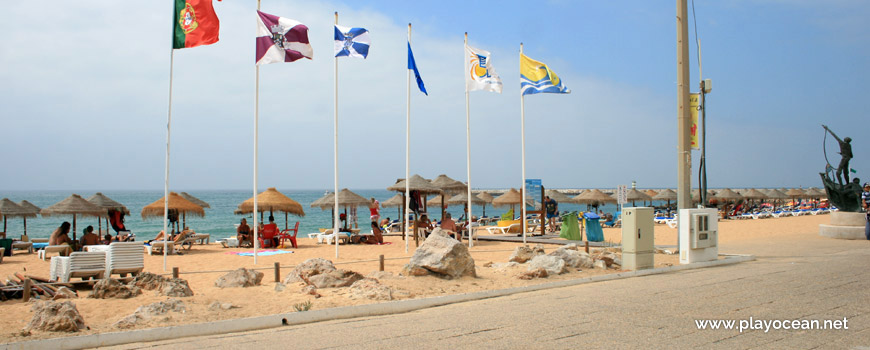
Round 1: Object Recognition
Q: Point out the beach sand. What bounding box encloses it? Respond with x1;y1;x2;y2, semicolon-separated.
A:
0;214;830;341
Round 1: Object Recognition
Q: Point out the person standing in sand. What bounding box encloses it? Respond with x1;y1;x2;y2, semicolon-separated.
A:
545;196;558;233
369;198;380;225
862;183;870;240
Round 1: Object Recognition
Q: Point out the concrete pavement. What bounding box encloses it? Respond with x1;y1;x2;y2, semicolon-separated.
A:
104;232;870;349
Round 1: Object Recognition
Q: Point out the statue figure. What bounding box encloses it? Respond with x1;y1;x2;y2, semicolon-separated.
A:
822;125;852;185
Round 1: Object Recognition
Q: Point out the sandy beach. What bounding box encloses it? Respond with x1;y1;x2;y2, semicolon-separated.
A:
0;214;832;342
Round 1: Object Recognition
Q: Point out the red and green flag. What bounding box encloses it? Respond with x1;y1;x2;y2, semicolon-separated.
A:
173;0;220;49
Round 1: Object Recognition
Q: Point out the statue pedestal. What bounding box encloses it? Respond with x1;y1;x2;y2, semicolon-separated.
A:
819;212;867;240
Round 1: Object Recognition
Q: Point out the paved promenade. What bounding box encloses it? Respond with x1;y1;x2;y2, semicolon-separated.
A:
108;230;870;349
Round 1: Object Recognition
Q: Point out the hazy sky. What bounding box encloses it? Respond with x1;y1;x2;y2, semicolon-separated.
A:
1;1;867;191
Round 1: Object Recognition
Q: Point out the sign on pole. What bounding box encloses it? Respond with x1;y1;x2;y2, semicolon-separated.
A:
617;185;628;206
525;179;542;209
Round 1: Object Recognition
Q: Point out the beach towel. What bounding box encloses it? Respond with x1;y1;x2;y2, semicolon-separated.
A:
227;250;294;257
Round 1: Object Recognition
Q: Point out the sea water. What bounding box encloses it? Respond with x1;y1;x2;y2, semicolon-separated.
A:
0;189;643;241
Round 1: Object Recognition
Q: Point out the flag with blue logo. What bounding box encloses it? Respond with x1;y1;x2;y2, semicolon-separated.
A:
334;25;370;58
407;42;427;95
520;53;569;95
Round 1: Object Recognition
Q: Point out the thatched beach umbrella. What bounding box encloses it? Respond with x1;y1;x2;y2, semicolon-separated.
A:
388;174;443;215
41;194;106;242
763;189;788;209
381;194;405;218
492;188;523;214
653;189;677;208
0;198;33;235
238;187;305;230
740;188;767;200
785;188;806;206
180;192;211;209
430;175;467;219
17;200;41;235
141;192;205;233
714;188;743;201
644;189;659;206
573;189;616;211
476;191;494;217
447;192;486;221
619;188;653;206
426;194;451;207
87;192;129;236
545;190;574;204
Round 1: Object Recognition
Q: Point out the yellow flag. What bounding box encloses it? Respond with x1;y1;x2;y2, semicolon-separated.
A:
690;93;699;150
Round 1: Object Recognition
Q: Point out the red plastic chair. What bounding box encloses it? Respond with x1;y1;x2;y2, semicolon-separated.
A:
259;224;279;248
279;222;300;248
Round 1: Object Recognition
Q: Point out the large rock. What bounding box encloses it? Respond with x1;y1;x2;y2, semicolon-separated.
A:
527;255;567;275
283;258;337;285
402;228;476;279
129;272;194;297
114;299;186;329
52;287;78;300
548;247;592;269
509;245;546;263
215;268;263;288
348;278;393;301
516;268;549;280
307;269;364;288
90;278;142;299
25;301;86;333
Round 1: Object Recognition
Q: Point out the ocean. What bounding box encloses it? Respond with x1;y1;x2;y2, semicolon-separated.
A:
0;189;649;241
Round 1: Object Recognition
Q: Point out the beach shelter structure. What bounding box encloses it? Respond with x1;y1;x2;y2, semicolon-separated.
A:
17;200;41;235
476;191;494;217
545;190;574;204
616;188;653;206
87;192;129;236
0;198;33;235
714;188;743;201
785;188;807;205
430;175;467;220
644;189;659;206
492;188;524;214
387;174;443;247
763;189;789;208
573;189;616;211
447;192;486;222
312;188;369;228
180;192;211;209
238;187;305;230
381;194;405;219
653;189;678;208
41;194;106;242
141;192;205;233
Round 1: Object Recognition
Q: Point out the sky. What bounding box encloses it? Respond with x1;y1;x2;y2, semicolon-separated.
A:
1;0;868;191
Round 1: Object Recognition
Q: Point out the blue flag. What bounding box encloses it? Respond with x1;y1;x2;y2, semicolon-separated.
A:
407;42;427;95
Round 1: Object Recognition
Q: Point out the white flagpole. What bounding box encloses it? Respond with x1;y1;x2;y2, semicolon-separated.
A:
163;48;174;272
520;43;527;245
334;12;340;259
405;23;411;254
464;33;473;248
253;0;262;265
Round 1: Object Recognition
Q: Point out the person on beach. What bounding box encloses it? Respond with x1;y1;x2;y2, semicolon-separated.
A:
545;196;558;233
366;221;384;244
440;212;459;240
369;198;380;224
417;214;433;238
237;218;252;247
49;222;72;256
862;183;870;240
264;216;280;247
102;233;113;245
80;225;100;247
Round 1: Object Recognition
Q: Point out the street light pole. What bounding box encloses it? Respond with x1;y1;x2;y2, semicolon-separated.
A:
676;0;692;253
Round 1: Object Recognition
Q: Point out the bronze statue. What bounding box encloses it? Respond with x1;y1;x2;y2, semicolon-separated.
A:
822;125;852;185
820;125;861;212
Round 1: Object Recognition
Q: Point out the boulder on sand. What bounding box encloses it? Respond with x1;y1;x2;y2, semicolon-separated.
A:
402;228;476;279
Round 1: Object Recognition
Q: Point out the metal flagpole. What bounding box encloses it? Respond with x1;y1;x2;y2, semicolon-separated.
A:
405;23;411;254
334;12;340;259
464;33;473;248
253;0;262;265
163;48;174;272
519;43;527;245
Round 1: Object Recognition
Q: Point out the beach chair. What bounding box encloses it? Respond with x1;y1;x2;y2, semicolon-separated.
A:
39;245;71;260
279;222;300;249
259;225;279;248
12;241;33;254
310;229;335;244
145;241;175;255
486;223;520;235
105;242;144;278
61;251;106;282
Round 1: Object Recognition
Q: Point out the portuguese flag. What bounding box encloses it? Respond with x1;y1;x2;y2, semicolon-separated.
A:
173;0;220;49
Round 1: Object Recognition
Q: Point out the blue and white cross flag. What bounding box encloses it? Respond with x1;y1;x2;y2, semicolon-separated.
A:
334;25;370;58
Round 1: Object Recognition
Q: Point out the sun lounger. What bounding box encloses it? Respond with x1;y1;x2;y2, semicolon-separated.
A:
12;241;33;254
106;242;144;278
191;233;210;245
145;241;175;255
39;245;71;260
61;251;106;282
486;223;520;235
310;229;335;244
0;247;4;263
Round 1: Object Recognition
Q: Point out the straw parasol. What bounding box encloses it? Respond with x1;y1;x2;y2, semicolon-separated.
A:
545;190;574;203
618;188;653;206
381;194;405;218
785;188;807;205
87;192;130;235
573;189;616;211
448;192;486;205
644;189;659;206
180;192;211;209
426;194;451;207
310;192;332;208
387;174;442;194
740;188;767;201
17;200;41;235
714;188;743;201
238;187;305;230
0;198;33;234
141;192;205;233
41;194;107;242
492;188;524;214
805;187;826;199
316;188;371;228
476;191;494;216
653;188;677;208
430;175;467;220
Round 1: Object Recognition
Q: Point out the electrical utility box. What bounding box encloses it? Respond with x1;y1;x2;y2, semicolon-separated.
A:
621;207;654;270
679;208;719;264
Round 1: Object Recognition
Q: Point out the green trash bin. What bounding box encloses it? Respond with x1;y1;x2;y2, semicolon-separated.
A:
559;212;582;241
0;239;12;256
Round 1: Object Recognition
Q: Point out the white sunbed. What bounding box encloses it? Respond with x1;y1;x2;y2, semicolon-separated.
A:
106;242;144;278
38;245;71;260
61;251;106;282
486;223;520;235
